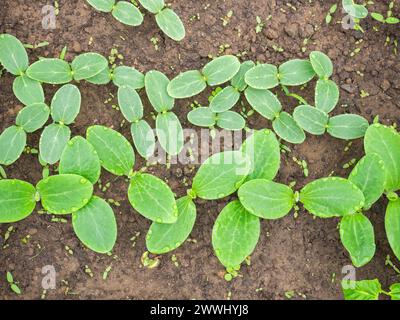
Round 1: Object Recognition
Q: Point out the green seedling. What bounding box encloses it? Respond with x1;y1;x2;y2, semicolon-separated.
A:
167;55;241;99
6;272;22;295
187;107;246;131
87;0;143;26
342;279;400;300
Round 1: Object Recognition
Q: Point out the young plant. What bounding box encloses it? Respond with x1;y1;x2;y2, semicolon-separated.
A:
138;0;185;41
167;55;241;99
187;107;245;131
342;279;400;300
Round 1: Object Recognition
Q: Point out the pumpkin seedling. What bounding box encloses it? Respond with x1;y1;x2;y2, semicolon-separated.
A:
342;278;400;300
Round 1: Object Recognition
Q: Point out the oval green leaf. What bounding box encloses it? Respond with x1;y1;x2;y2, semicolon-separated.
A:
112;66;144;89
278;59;315;86
187;107;216;127
342;279;381;300
13;75;44;106
139;0;165;14
86;0;115;12
273;111;306;144
155;8;185;41
117;86;143;122
0;34;28;75
245;64;279;90
51;84;81;125
26;58;73;84
342;0;368;19
86;67;112;85
39;123;71;165
0;126;27;166
145;70;174;112
130;120;156;159
309;51;333;79
202;55;240;86
167;70;206;99
292;105;328;135
315;79;339;113
231;60;255;92
216;111;245;131
112;1;143;26
71;53;108;81
209;86;240;113
244;87;282;120
16;103;50;133
385;199;400;261
155;111;184;156
327;114;369;140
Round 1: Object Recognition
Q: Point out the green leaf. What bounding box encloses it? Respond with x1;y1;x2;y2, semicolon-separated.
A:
202;55;241;86
86;66;112;85
371;12;385;23
117;86;143;122
292;105;328;135
39;123;71;165
386;17;400;24
389;283;400;300
342;279;381;300
72;196;117;253
315;79;339;113
309;51;333;79
216;111;245;131
51;84;81;125
130;120;156;159
37;174;93;214
278;59;315;86
209;86;240;113
10;283;22;295
231;60;255;91
364;124;400;192
240;129;280;181
86;0;115;12
128;172;178;223
139;0;165;14
273;112;306;144
155;8;185;41
327;114;369;140
385;199;400;261
340;212;376;267
244;87;282;120
12;75;44;106
300;177;365;218
145;70;174;112
26;58;73;84
0;126;27;166
0;34;29;75
192;150;252;200
6;271;13;283
155;111;184;156
348;154;386;210
244;63;279;90
238;179;294;219
112;66;144;89
342;0;368;19
146;196;196;254
71;53;108;81
112;1;143;26
0;179;36;223
59;136;101;184
16;104;48;134
187;107;216;127
86;125;135;176
167;70;206;99
212;200;260;268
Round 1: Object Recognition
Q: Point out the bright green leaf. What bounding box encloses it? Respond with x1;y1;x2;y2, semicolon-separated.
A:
216;111;245;131
145;70;174;112
273;112;306;144
155;8;185;41
327;114;369;140
385;199;400;261
315;79;339;113
187;107;216;127
51;84;81;125
293;105;328;135
71;53;108;81
0;126;27;166
26;58;73;84
244;63;279;90
112;66;144;89
309;51;333;79
244;87;282;120
167;70;206;99
139;0;165;14
86;66;112;85
231;60;255;91
278;59;315;86
112;1;143;26
209;86;240;113
86;0;115;12
342;0;368;19
0;34;28;75
13;75;44;106
117;86;143;122
155;111;184;156
202;55;240;86
39;123;71;165
130;120;156;159
16;103;50;133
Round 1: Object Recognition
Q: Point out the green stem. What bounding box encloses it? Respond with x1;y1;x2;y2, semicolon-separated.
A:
0;165;7;179
281;85;309;105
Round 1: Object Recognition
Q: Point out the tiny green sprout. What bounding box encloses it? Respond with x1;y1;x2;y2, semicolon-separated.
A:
141;251;160;269
102;265;112;280
6;271;22;295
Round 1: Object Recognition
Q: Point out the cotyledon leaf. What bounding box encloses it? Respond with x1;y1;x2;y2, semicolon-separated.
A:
15;103;50;133
117;86;143;122
0;34;29;75
112;66;144;89
71;52;108;81
340;212;376;267
156;111;184;156
244;87;282;120
240;129;280;181
342;279;381;300
59;136;101;184
130;120;156;159
72;196;117;254
209;86;240;113
167;70;206;99
0;179;36;223
327;114;369;140
216;111;245;131
0;126;27;166
86;0;115;12
238;179;294;219
364;124;400;192
36;174;94;214
300;177;365;218
39;123;71;165
278;59;315;86
12;75;44;106
128;172;178;224
192;150;252;200
231;60;255;92
139;0;165;14
244;63;279;90
155;8;185;42
51;84;81;125
86;125;135;176
273;112;306;144
26;58;73;84
112;1;144;26
145;70;174;112
348;154;386;210
187;107;216;127
385;199;400;261
212;200;260;269
202;55;241;86
146;196;196;254
309;51;333;79
86;66;112;85
292;105;329;135
315;79;339;113
342;0;368;19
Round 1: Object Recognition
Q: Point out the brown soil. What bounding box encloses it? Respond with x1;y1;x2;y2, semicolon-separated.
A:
1;0;400;300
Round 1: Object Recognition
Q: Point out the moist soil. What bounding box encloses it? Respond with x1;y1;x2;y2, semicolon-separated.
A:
0;0;399;300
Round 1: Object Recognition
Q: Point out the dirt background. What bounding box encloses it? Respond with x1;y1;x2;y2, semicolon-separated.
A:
0;0;399;300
